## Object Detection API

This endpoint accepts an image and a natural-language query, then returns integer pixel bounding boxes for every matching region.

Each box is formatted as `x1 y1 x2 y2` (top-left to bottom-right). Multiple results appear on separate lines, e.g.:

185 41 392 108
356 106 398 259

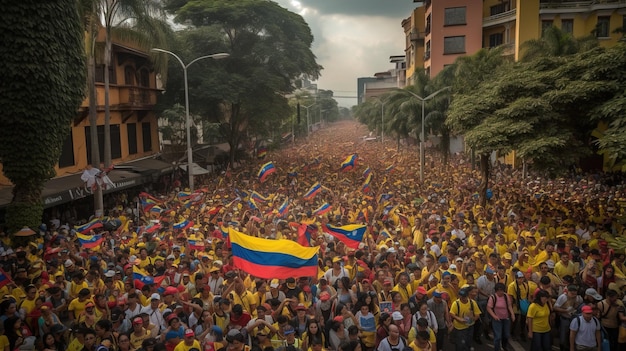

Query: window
85 125 122 164
425 40 431 60
127 123 137 155
444 7 466 26
541 21 554 36
490 3 508 16
142 122 152 152
58 130 75 168
124 66 135 85
561 19 573 34
443 36 466 54
425 14 431 34
140 69 150 87
489 33 503 48
95 65 117 84
596 16 610 37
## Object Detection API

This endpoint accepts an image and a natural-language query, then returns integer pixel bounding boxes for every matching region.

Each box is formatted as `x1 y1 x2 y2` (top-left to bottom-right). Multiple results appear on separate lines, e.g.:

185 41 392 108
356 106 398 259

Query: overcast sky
274 0 419 108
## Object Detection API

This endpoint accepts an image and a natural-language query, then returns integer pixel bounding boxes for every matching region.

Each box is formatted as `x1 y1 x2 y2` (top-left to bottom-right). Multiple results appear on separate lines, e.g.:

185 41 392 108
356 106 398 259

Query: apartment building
405 0 626 78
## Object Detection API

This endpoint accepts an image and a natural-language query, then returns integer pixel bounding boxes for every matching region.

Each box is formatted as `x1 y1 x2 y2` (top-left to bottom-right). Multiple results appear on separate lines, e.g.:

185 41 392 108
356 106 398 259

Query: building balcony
117 86 158 110
483 8 517 27
500 41 516 56
539 0 626 14
424 51 431 60
410 30 425 44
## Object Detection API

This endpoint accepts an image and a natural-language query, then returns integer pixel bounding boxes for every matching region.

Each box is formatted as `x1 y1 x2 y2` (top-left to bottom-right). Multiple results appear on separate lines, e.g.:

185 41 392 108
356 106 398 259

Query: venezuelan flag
278 198 290 217
377 193 392 203
313 203 332 216
150 206 163 214
323 224 367 249
340 153 358 172
75 218 103 234
133 265 148 281
188 239 204 251
173 219 193 230
77 233 104 249
229 228 319 279
177 191 192 201
0 269 13 288
257 162 276 183
303 182 321 201
257 146 268 158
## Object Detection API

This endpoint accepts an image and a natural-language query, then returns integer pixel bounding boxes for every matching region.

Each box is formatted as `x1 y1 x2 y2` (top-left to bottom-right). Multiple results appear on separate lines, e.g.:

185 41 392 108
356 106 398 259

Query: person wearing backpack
598 289 622 351
486 283 515 351
569 305 601 351
449 287 480 351
553 285 583 351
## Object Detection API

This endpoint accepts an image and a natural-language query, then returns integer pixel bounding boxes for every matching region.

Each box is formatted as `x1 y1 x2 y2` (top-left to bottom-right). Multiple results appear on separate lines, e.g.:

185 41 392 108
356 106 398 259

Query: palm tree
425 64 455 166
520 26 597 62
88 0 171 167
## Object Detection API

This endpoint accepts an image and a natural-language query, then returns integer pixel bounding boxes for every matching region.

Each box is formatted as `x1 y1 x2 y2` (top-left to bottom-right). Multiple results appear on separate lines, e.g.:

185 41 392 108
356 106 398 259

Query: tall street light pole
152 48 229 191
398 86 450 182
303 103 315 136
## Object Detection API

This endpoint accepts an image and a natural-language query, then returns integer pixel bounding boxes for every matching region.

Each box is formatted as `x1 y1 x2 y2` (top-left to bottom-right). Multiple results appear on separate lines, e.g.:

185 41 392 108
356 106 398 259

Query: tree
446 47 509 206
520 26 597 62
88 0 171 167
166 0 322 166
0 1 86 233
426 65 456 166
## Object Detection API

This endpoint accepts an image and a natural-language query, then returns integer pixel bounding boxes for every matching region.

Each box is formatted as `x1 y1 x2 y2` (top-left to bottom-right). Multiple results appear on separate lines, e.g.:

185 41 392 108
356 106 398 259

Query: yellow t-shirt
68 298 92 319
449 299 480 330
527 302 551 333
0 335 9 351
174 339 202 351
66 338 84 351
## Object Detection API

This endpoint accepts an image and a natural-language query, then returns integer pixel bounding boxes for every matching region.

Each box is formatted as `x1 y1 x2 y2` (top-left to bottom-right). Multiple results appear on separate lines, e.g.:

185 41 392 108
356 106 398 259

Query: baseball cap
585 288 603 301
283 326 296 335
581 305 593 314
333 315 344 323
516 271 524 278
485 267 495 274
270 279 280 288
184 329 195 337
438 256 448 263
392 311 403 321
319 291 331 302
150 293 161 300
416 286 427 295
133 317 143 325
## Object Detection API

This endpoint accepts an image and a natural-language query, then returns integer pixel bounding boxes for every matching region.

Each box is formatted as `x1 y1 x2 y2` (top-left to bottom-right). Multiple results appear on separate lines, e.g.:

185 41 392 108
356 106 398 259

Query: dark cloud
296 0 418 17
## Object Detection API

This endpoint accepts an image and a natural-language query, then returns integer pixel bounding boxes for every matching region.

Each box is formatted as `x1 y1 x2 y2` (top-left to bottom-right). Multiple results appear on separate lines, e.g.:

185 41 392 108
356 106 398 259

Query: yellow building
0 30 171 210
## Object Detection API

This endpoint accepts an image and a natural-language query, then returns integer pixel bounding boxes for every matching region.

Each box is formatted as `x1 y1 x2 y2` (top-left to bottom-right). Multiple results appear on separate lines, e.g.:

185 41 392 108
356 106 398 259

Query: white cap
64 259 74 267
150 293 161 300
449 264 457 271
546 260 555 269
425 238 433 244
104 270 115 278
392 311 403 321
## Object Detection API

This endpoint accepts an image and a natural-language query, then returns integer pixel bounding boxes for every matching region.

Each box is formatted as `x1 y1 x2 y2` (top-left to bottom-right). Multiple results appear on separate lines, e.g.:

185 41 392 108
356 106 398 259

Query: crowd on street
0 120 625 351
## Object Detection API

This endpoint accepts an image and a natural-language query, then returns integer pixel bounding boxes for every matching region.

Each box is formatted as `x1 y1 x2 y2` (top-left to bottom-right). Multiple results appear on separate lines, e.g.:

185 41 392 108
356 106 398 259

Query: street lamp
152 48 229 191
302 103 315 136
397 86 450 182
368 97 386 143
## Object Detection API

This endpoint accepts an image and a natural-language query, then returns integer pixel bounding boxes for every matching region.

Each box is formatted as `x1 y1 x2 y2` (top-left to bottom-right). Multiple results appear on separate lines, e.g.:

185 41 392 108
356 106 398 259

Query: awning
179 163 211 175
0 157 174 209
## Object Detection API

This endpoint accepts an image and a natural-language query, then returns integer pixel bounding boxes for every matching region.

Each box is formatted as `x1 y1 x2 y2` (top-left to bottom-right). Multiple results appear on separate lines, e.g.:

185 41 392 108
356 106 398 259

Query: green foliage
0 0 86 232
163 0 322 165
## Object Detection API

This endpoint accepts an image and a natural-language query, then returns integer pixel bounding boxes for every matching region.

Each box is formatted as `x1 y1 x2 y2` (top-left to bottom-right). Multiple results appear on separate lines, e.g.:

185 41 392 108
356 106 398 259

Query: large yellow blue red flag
340 153 358 171
323 224 367 249
228 228 319 279
257 162 276 183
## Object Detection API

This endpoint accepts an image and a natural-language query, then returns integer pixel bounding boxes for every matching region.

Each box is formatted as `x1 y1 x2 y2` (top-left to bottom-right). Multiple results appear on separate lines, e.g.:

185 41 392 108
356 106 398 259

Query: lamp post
152 48 229 191
302 103 315 136
398 86 450 182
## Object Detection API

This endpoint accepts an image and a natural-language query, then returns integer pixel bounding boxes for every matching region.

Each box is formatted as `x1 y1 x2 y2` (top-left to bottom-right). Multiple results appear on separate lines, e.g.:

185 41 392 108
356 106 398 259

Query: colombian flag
257 162 276 183
173 219 193 230
323 224 367 249
303 182 321 201
77 233 104 249
75 218 103 234
188 239 204 251
340 153 358 172
251 191 269 203
363 167 371 179
362 173 372 193
229 228 319 279
313 203 332 216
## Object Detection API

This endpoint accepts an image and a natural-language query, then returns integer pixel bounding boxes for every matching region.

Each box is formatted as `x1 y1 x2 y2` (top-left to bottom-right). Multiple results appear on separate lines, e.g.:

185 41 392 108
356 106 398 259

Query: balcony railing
117 86 157 109
483 8 517 27
540 0 626 11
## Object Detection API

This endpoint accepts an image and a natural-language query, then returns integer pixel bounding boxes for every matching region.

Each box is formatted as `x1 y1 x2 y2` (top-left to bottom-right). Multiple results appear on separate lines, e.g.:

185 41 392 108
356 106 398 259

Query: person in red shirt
229 304 251 331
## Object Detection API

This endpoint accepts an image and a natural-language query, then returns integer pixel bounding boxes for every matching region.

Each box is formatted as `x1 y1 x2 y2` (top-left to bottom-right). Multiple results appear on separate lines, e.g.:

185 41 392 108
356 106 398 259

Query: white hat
270 279 280 289
449 264 457 271
64 259 74 268
150 293 161 300
392 311 403 321
455 257 464 263
425 238 433 244
166 254 176 260
546 260 555 269
387 248 396 254
104 270 115 278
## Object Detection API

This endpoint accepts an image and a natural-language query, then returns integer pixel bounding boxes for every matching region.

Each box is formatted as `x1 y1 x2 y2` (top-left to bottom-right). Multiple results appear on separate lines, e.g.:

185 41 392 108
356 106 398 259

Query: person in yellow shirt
526 290 552 347
68 288 93 323
174 329 202 351
508 270 536 342
69 272 89 300
392 273 413 304
553 252 576 280
449 287 481 349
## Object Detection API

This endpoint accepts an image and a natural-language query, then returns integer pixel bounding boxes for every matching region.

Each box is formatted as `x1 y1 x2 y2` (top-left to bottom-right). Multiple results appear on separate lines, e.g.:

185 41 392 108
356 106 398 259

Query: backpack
488 293 512 319
454 299 478 319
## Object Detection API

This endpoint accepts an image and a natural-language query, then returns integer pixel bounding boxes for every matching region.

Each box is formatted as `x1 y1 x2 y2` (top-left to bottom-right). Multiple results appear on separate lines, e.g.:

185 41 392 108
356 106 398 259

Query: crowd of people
0 120 625 351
